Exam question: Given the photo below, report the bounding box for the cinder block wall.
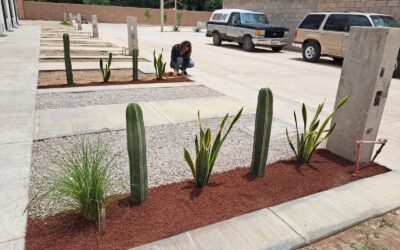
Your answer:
[22,1,211,26]
[224,0,400,45]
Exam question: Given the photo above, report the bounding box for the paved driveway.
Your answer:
[86,24,400,169]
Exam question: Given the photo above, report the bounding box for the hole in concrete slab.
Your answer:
[374,91,383,106]
[380,67,385,77]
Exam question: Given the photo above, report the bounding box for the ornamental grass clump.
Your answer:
[286,96,350,165]
[29,137,118,222]
[183,108,243,189]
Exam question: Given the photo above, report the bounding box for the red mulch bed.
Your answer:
[26,149,389,250]
[37,76,192,89]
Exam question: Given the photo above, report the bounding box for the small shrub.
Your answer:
[60,20,71,26]
[28,137,118,221]
[153,49,166,80]
[193,27,202,32]
[172,26,180,32]
[100,52,112,82]
[184,108,243,188]
[163,12,168,23]
[286,96,349,164]
[144,10,151,21]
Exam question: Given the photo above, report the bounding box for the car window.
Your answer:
[240,13,269,24]
[230,13,241,25]
[299,14,326,30]
[324,14,349,32]
[349,15,372,27]
[370,15,400,27]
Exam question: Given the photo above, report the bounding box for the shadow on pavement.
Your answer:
[206,43,276,53]
[290,57,343,69]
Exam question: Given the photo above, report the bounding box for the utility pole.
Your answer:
[160,0,164,32]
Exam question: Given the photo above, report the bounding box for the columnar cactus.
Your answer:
[126,103,148,204]
[250,88,273,177]
[63,33,73,85]
[132,49,139,81]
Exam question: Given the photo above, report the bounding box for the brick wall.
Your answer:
[224,0,400,45]
[22,1,211,26]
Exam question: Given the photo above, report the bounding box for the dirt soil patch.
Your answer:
[38,69,192,88]
[40,50,111,56]
[39,58,147,63]
[26,150,389,250]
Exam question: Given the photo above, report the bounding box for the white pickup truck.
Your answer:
[206,9,290,52]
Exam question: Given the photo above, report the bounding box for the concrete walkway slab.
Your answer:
[0,26,40,249]
[39,61,133,71]
[40,46,123,53]
[34,96,245,140]
[270,171,400,243]
[135,208,305,250]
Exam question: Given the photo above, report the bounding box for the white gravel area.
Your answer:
[29,115,295,218]
[36,85,222,110]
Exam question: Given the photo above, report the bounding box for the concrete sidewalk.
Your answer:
[38,61,154,73]
[34,96,248,140]
[134,171,400,250]
[0,26,40,249]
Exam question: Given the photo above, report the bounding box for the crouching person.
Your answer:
[170,41,194,76]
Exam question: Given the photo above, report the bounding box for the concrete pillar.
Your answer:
[327,27,400,163]
[92,14,98,38]
[12,0,18,25]
[0,0,7,36]
[127,16,138,55]
[2,0,13,31]
[7,0,17,28]
[64,12,67,22]
[68,12,73,21]
[160,0,164,32]
[77,13,82,30]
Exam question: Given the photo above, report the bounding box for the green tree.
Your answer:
[83,0,110,5]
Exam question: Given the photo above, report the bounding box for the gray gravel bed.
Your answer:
[36,85,222,110]
[29,115,295,218]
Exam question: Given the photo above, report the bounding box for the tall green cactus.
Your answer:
[250,88,273,177]
[63,33,73,85]
[132,49,139,81]
[100,52,112,82]
[126,103,148,204]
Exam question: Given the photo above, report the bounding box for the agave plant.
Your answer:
[172,26,181,32]
[286,96,350,165]
[183,108,243,189]
[153,50,166,80]
[193,27,202,32]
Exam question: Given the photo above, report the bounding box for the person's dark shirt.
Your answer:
[170,44,190,69]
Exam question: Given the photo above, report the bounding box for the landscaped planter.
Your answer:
[26,149,388,249]
[37,69,192,89]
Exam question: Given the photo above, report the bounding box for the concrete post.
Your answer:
[327,27,400,163]
[2,0,13,31]
[92,15,98,38]
[174,0,177,27]
[64,12,67,22]
[8,0,17,28]
[77,13,82,30]
[0,0,7,36]
[12,0,18,25]
[68,12,73,21]
[160,0,164,32]
[127,16,138,56]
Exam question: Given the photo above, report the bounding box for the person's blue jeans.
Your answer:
[176,57,194,70]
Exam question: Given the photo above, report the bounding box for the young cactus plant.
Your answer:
[183,108,243,189]
[126,103,148,204]
[132,49,139,81]
[250,88,273,177]
[63,33,73,85]
[153,49,166,80]
[100,52,112,82]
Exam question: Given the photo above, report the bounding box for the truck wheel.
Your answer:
[272,46,284,52]
[243,36,254,52]
[302,41,320,62]
[213,32,222,46]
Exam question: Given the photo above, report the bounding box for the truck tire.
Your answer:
[213,32,222,46]
[302,41,321,62]
[243,36,254,52]
[394,52,400,78]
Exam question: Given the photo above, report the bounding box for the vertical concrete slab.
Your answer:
[63,12,67,22]
[327,27,400,162]
[68,12,73,21]
[2,0,13,31]
[127,16,138,56]
[8,0,17,28]
[0,0,7,36]
[92,14,98,38]
[77,13,82,30]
